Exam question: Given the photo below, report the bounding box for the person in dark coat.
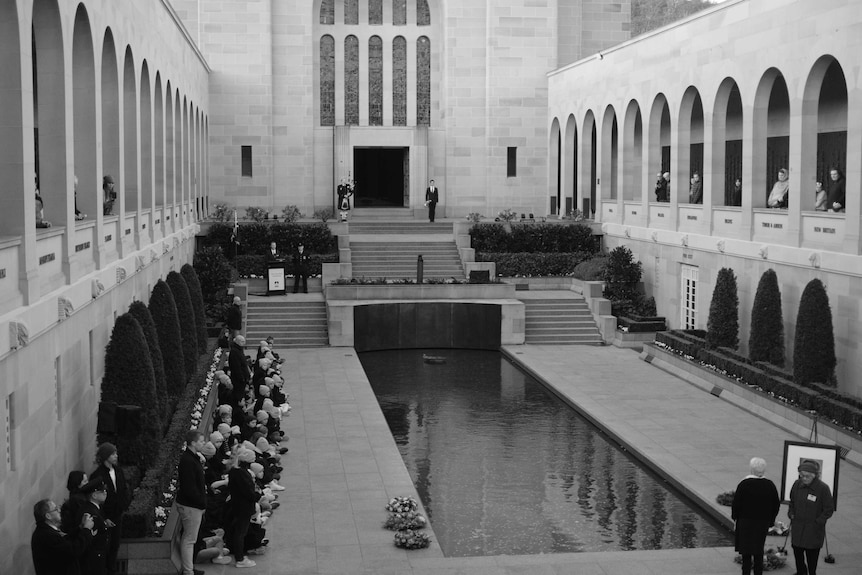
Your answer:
[226,449,260,568]
[425,179,439,222]
[226,296,243,339]
[292,244,309,294]
[788,459,834,575]
[89,443,128,575]
[228,335,250,413]
[176,430,207,575]
[826,167,845,212]
[732,457,780,575]
[654,172,668,202]
[75,480,110,575]
[60,471,89,534]
[31,498,94,575]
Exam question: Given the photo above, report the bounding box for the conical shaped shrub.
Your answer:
[128,301,169,422]
[149,279,186,396]
[748,269,785,366]
[793,278,837,386]
[100,314,161,470]
[706,267,739,349]
[181,263,209,353]
[166,271,198,381]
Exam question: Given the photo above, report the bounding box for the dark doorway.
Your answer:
[353,147,408,207]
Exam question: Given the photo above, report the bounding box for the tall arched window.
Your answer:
[345,35,359,124]
[320,0,334,24]
[369,0,382,25]
[417,0,430,26]
[320,35,335,126]
[344,0,358,25]
[369,36,383,125]
[417,36,430,126]
[393,0,407,25]
[393,36,407,126]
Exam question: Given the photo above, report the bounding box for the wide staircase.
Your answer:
[245,299,329,348]
[523,297,604,345]
[348,221,453,235]
[350,241,465,279]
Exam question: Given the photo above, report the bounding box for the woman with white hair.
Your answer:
[732,457,780,575]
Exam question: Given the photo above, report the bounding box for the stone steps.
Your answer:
[245,300,329,347]
[349,238,465,279]
[522,298,603,345]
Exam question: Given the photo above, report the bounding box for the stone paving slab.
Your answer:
[198,345,862,575]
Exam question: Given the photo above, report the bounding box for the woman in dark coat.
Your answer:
[788,460,834,575]
[225,449,260,567]
[732,457,780,575]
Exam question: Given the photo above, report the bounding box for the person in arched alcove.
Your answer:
[826,167,845,212]
[654,171,668,202]
[103,175,117,216]
[689,172,703,204]
[731,178,743,207]
[767,169,789,208]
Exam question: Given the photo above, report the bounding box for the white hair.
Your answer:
[749,457,767,477]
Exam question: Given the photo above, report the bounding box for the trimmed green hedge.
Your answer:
[617,315,666,333]
[475,252,593,277]
[149,280,186,396]
[128,301,169,424]
[205,221,337,258]
[235,253,339,278]
[166,272,198,381]
[469,223,598,253]
[181,264,209,354]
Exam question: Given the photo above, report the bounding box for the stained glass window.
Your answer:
[393,36,407,126]
[345,35,359,125]
[369,37,383,125]
[417,36,431,126]
[320,0,334,24]
[417,0,430,26]
[393,0,407,25]
[320,35,335,126]
[344,0,358,25]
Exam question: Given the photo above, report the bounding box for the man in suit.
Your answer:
[266,241,282,260]
[31,498,94,575]
[293,244,309,294]
[176,430,207,575]
[425,179,439,222]
[226,296,243,339]
[76,480,110,575]
[89,443,128,575]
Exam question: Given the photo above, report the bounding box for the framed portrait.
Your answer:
[780,441,841,509]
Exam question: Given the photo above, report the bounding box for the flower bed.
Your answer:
[655,330,862,434]
[476,252,594,277]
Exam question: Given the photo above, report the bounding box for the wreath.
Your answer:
[715,490,735,506]
[393,529,431,550]
[733,547,787,571]
[385,496,419,514]
[383,510,427,531]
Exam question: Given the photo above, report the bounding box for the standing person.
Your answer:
[228,335,250,414]
[826,167,845,212]
[788,460,834,575]
[732,457,780,575]
[89,442,129,575]
[425,179,439,222]
[662,172,671,201]
[102,175,116,215]
[689,172,703,204]
[266,241,281,260]
[226,449,259,568]
[31,498,94,575]
[654,172,668,202]
[176,430,207,575]
[730,178,743,207]
[292,244,309,294]
[226,296,243,339]
[337,178,353,222]
[767,168,789,208]
[75,480,109,575]
[813,181,827,211]
[60,471,89,533]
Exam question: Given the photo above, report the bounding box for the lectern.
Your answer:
[267,259,286,295]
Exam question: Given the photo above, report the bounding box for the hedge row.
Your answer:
[617,316,666,333]
[122,345,219,538]
[469,223,598,254]
[204,222,337,258]
[235,253,339,278]
[475,251,593,277]
[656,330,862,432]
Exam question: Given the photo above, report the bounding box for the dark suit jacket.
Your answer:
[228,466,258,518]
[89,465,128,523]
[228,342,250,395]
[177,448,207,510]
[293,251,310,276]
[226,304,243,331]
[31,522,93,575]
[425,187,439,204]
[75,501,108,575]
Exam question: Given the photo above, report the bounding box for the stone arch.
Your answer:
[712,77,743,206]
[101,27,120,212]
[154,73,164,210]
[600,104,618,200]
[165,80,174,207]
[123,46,137,213]
[648,93,671,199]
[174,90,182,216]
[183,96,189,218]
[32,0,67,223]
[140,60,153,216]
[563,114,578,216]
[752,68,789,208]
[550,117,561,215]
[623,99,643,201]
[802,55,848,205]
[72,3,97,220]
[678,86,704,204]
[581,110,597,214]
[0,0,24,234]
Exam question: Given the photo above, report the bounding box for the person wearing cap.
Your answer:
[292,243,309,294]
[89,443,128,575]
[226,296,243,339]
[732,457,780,575]
[102,175,116,215]
[176,430,207,575]
[788,459,834,575]
[31,497,94,575]
[75,479,109,575]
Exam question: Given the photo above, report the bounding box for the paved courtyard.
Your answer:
[199,343,862,574]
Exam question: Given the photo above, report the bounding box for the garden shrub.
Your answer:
[166,272,199,381]
[706,267,739,350]
[245,206,268,222]
[469,223,597,253]
[281,205,303,222]
[149,280,186,396]
[475,252,592,277]
[127,301,169,423]
[205,222,336,259]
[748,269,785,366]
[314,207,334,222]
[572,256,608,280]
[236,253,338,278]
[602,246,642,303]
[793,278,837,387]
[100,314,161,471]
[181,264,209,353]
[193,246,233,307]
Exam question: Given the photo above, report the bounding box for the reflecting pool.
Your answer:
[360,348,733,557]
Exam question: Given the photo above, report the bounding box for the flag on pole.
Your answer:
[230,209,240,245]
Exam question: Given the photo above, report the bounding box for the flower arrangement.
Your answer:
[383,511,427,531]
[734,547,787,571]
[385,496,418,514]
[466,212,483,223]
[767,521,789,536]
[497,208,518,223]
[715,490,735,506]
[393,529,431,550]
[281,205,304,223]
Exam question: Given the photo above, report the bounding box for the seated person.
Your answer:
[766,168,789,208]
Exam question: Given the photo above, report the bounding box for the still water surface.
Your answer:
[360,348,733,557]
